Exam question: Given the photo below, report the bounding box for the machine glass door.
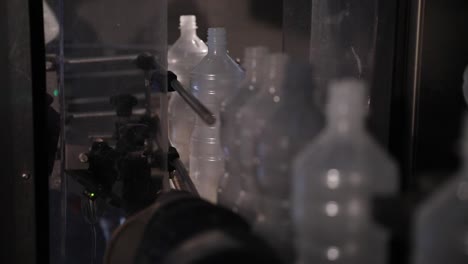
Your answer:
[44,0,168,263]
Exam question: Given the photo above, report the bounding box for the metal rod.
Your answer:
[68,93,146,105]
[70,108,146,118]
[172,159,199,197]
[64,54,138,65]
[56,0,67,261]
[159,92,171,191]
[408,0,425,183]
[154,135,198,196]
[65,70,141,79]
[170,171,185,191]
[171,80,216,126]
[144,72,152,115]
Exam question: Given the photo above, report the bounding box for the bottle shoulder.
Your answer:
[417,175,468,221]
[295,130,395,163]
[293,130,399,193]
[191,53,244,76]
[168,38,208,62]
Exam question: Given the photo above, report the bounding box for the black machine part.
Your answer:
[133,191,282,264]
[135,53,216,126]
[163,229,283,264]
[110,94,138,118]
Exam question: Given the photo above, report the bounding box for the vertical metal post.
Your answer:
[55,0,68,262]
[389,0,425,190]
[0,0,47,262]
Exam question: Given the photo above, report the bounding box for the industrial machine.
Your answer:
[1,0,467,264]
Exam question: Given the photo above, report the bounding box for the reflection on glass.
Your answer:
[218,46,269,212]
[46,0,167,263]
[168,15,208,166]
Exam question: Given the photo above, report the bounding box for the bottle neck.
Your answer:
[241,47,268,83]
[326,114,365,135]
[179,28,197,39]
[207,44,227,55]
[207,28,227,55]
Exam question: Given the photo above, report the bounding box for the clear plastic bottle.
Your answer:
[412,116,468,264]
[218,46,269,211]
[253,62,324,261]
[233,53,290,221]
[43,1,59,44]
[189,28,244,203]
[292,79,398,264]
[168,15,208,166]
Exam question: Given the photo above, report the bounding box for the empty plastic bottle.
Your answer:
[412,116,468,264]
[232,53,290,221]
[253,62,324,261]
[43,1,59,44]
[168,15,208,166]
[189,28,244,203]
[292,79,398,264]
[218,46,269,211]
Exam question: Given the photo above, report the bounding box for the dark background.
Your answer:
[413,0,468,188]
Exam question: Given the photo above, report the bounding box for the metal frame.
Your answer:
[389,0,468,192]
[0,0,48,263]
[388,0,425,191]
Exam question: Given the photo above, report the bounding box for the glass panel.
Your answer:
[284,0,399,145]
[45,0,167,263]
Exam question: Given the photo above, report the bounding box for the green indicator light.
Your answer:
[89,193,95,198]
[53,89,59,97]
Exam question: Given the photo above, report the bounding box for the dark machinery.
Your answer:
[59,53,281,264]
[65,53,202,217]
[106,191,282,264]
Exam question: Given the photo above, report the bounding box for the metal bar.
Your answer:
[68,93,146,105]
[170,171,185,191]
[144,72,152,115]
[402,0,425,189]
[408,0,425,169]
[154,134,198,196]
[171,80,216,126]
[172,159,199,197]
[65,70,142,79]
[70,108,146,118]
[64,55,139,65]
[1,0,40,262]
[57,0,68,260]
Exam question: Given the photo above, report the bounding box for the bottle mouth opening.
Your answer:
[208,28,227,46]
[325,79,367,114]
[180,15,197,29]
